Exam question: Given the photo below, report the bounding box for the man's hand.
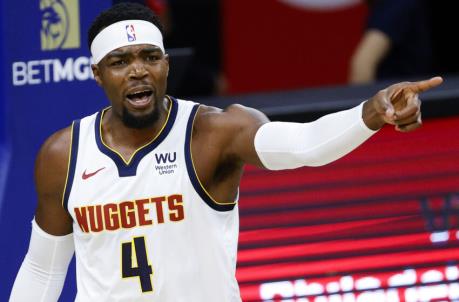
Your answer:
[363,76,443,131]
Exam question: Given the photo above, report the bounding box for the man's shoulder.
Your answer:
[37,108,100,162]
[189,103,268,152]
[38,126,73,161]
[194,103,254,124]
[194,103,266,131]
[191,104,226,134]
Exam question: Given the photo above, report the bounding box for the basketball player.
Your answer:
[9,3,443,301]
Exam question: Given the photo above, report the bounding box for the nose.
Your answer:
[128,63,147,79]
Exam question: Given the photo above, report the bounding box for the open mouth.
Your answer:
[126,90,153,108]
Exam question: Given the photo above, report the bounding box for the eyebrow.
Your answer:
[106,46,162,58]
[140,46,162,53]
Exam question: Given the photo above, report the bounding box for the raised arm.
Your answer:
[224,77,443,170]
[10,127,75,302]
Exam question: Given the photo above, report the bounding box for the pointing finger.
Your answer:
[410,76,443,93]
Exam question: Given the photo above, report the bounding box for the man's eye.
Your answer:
[147,55,159,62]
[111,60,126,66]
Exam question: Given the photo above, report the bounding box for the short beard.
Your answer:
[122,107,160,129]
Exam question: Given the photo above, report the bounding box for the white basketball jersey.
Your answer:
[63,98,241,302]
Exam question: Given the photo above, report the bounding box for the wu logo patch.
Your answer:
[126,25,136,42]
[40,0,81,51]
[154,152,177,175]
[155,152,176,164]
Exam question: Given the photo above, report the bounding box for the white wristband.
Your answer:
[254,102,377,170]
[9,219,74,302]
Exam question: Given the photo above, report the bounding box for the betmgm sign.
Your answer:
[12,0,94,86]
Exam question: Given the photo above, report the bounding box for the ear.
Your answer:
[91,64,103,86]
[164,53,169,77]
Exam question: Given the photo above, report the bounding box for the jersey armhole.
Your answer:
[62,120,81,212]
[184,104,237,212]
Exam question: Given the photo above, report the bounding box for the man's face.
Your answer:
[92,44,169,128]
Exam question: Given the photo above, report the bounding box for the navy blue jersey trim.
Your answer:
[95,97,178,177]
[63,120,80,212]
[184,105,236,212]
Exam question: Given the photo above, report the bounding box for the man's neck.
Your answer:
[100,98,170,161]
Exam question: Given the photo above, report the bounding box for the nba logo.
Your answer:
[126,25,136,42]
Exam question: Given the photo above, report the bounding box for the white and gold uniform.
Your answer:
[64,97,240,302]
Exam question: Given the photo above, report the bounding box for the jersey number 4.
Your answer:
[122,236,153,292]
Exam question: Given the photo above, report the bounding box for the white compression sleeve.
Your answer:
[9,219,74,302]
[254,102,377,170]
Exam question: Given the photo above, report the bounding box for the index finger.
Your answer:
[410,76,443,93]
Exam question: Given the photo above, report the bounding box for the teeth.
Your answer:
[131,91,147,96]
[127,90,152,99]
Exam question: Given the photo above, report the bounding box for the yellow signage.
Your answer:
[40,0,80,50]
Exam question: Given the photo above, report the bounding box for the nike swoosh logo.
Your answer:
[82,167,106,180]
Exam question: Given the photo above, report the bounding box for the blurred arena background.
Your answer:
[1,0,459,301]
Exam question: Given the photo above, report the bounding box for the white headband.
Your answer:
[90,20,165,64]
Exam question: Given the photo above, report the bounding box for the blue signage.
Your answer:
[0,1,111,300]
